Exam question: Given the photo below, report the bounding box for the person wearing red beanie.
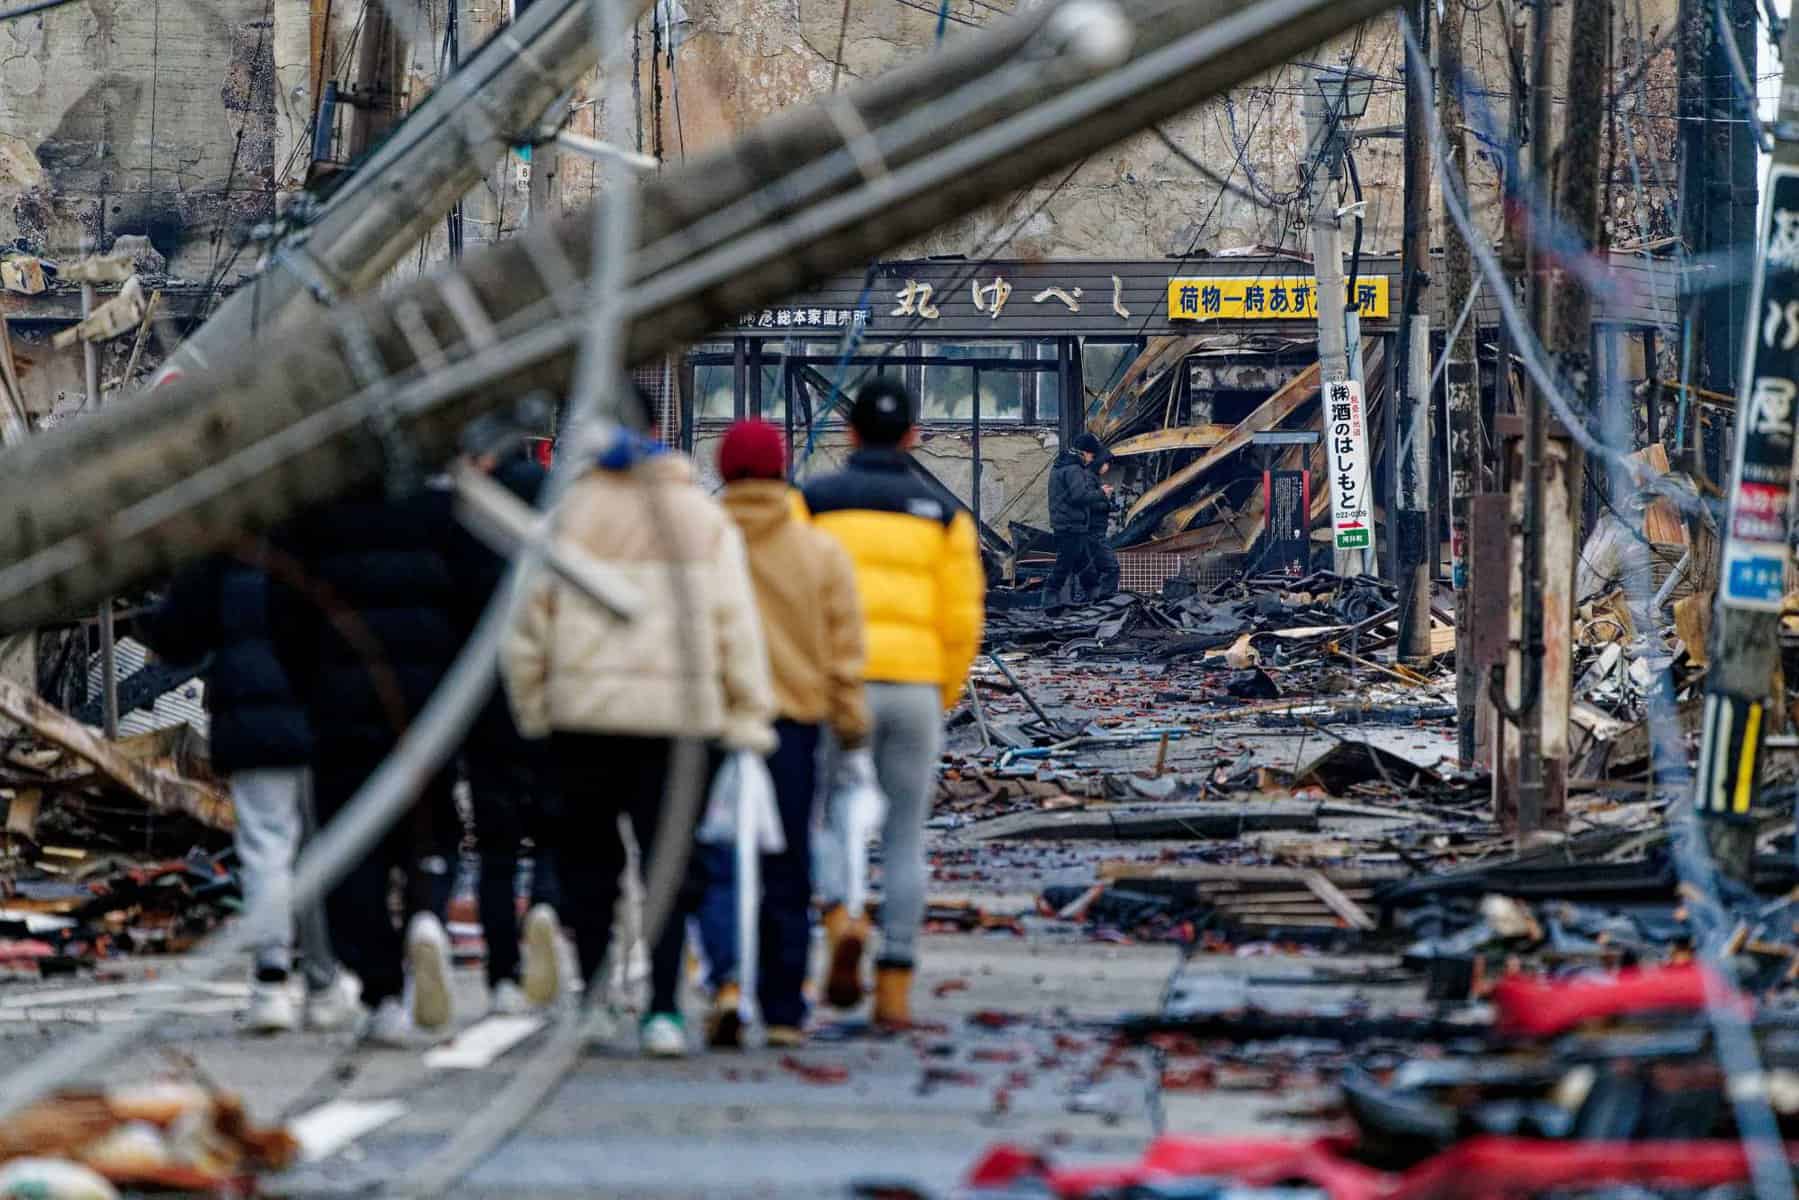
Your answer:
[717,419,788,483]
[698,421,869,1048]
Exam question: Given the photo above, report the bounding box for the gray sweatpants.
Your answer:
[232,767,337,991]
[817,682,943,967]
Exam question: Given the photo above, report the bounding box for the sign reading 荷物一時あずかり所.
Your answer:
[1167,276,1390,322]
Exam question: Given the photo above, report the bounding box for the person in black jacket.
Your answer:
[451,412,563,1015]
[1044,432,1114,604]
[267,480,466,1046]
[140,553,360,1035]
[1084,449,1121,599]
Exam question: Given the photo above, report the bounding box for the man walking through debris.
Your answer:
[500,386,777,1058]
[141,552,360,1035]
[450,409,564,1016]
[1046,432,1119,604]
[803,379,984,1029]
[267,478,465,1046]
[701,418,870,1049]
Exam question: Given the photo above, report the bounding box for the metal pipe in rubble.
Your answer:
[0,0,1396,633]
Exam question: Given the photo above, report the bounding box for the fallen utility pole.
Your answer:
[1693,4,1799,884]
[159,0,624,380]
[1397,0,1433,670]
[0,0,1395,634]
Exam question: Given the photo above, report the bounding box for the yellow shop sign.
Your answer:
[1167,276,1390,321]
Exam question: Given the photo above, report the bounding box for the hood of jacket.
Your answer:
[721,479,795,542]
[1053,448,1085,470]
[587,447,694,488]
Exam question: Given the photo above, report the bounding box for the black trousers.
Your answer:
[551,733,721,1016]
[468,768,562,987]
[1046,530,1093,596]
[1085,534,1120,597]
[312,759,458,1006]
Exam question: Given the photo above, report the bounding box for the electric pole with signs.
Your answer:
[1693,16,1799,885]
[1303,70,1378,577]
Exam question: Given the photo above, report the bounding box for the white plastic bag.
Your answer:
[697,750,785,853]
[834,748,887,917]
[698,750,784,1040]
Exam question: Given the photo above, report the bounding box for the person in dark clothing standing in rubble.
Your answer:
[1085,446,1121,598]
[267,477,465,1047]
[451,410,564,1017]
[141,552,361,1036]
[1045,432,1118,604]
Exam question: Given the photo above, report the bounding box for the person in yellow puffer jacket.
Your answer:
[802,378,985,1029]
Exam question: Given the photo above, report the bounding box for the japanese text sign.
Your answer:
[1322,378,1374,552]
[1721,164,1799,612]
[1167,276,1390,322]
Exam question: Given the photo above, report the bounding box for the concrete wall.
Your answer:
[0,0,280,276]
[0,0,1681,286]
[558,0,1681,260]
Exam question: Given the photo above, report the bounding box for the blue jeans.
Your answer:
[695,720,822,1027]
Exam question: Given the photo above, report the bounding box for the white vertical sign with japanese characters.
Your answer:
[1323,378,1374,552]
[1720,164,1799,612]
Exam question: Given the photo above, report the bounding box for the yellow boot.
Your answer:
[872,963,913,1031]
[821,904,867,1009]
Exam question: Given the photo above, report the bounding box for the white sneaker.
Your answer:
[244,982,297,1034]
[406,912,453,1031]
[304,971,362,1032]
[640,1013,688,1059]
[579,1003,621,1053]
[521,904,562,1008]
[490,979,531,1016]
[361,996,418,1048]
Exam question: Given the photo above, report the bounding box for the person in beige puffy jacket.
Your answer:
[500,392,777,1057]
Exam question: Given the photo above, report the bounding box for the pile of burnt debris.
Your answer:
[0,1081,297,1195]
[0,847,240,977]
[958,885,1799,1197]
[968,952,1799,1195]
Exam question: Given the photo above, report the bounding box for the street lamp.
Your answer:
[1313,67,1378,123]
[1306,68,1378,182]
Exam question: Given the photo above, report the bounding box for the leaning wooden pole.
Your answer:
[161,0,620,380]
[0,0,1396,635]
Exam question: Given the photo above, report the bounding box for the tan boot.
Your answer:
[821,904,868,1009]
[706,982,744,1049]
[872,963,913,1031]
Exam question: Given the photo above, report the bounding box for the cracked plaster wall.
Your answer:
[0,0,280,276]
[594,0,1679,262]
